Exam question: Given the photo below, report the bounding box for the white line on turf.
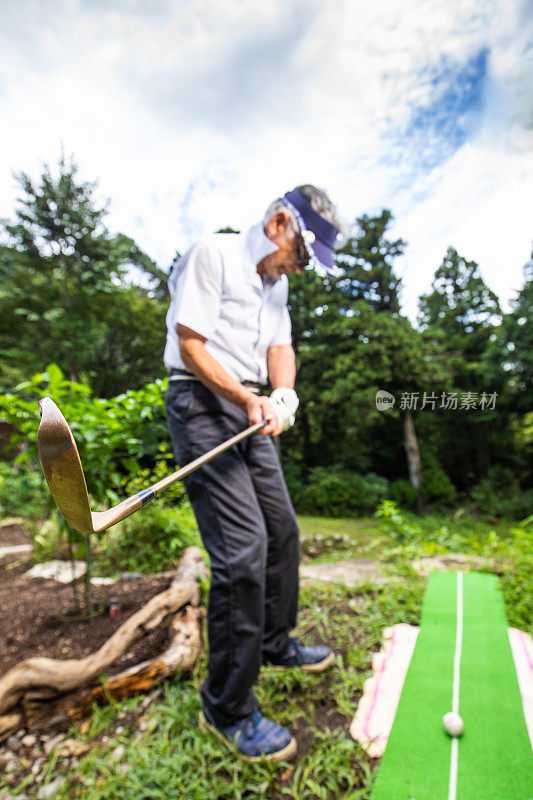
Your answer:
[448,572,464,800]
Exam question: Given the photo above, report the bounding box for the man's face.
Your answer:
[258,211,309,280]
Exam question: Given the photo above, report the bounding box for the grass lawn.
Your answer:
[3,508,531,799]
[298,516,380,562]
[298,516,378,542]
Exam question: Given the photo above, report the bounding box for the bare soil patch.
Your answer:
[0,526,172,679]
[0,527,376,798]
[0,522,32,547]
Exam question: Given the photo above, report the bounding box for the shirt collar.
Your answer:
[245,223,279,269]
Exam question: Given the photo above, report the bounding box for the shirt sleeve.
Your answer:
[268,276,292,347]
[168,241,223,340]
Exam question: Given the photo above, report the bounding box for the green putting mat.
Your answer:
[371,571,533,800]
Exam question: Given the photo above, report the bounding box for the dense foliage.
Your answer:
[0,156,168,395]
[0,157,531,520]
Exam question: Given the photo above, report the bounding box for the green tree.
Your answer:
[336,209,404,313]
[0,155,168,394]
[482,258,533,485]
[417,247,505,488]
[488,258,532,414]
[285,226,451,508]
[286,210,407,473]
[418,247,501,367]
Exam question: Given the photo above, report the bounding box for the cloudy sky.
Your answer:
[0,0,531,319]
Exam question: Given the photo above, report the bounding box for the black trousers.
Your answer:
[165,380,300,726]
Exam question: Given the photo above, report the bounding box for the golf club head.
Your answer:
[37,397,95,534]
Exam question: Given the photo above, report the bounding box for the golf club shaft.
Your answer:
[90,419,267,532]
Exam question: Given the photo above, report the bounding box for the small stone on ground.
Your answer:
[0,518,27,529]
[55,739,90,758]
[24,560,87,584]
[300,559,385,587]
[37,776,66,799]
[43,734,65,755]
[413,554,488,575]
[0,544,33,559]
[301,553,491,587]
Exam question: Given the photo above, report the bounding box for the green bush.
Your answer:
[390,478,418,510]
[298,468,389,517]
[421,450,457,506]
[0,364,179,607]
[496,490,533,519]
[499,515,533,630]
[388,455,457,512]
[0,460,48,518]
[94,502,201,575]
[0,363,169,508]
[375,499,420,543]
[281,461,306,510]
[117,442,184,508]
[290,455,456,518]
[471,466,533,519]
[32,515,65,562]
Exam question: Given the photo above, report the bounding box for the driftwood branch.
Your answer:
[0,547,207,729]
[23,604,205,730]
[0,712,22,740]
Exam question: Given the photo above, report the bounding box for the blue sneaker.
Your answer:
[199,707,297,762]
[267,637,335,673]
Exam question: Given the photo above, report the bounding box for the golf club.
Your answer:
[37,396,266,535]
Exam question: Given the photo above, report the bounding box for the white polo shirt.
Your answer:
[163,224,292,384]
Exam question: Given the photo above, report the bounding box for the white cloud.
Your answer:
[390,141,533,318]
[0,0,531,321]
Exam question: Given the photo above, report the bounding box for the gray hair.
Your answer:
[263,184,346,237]
[263,199,298,238]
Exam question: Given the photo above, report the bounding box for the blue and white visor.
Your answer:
[282,189,340,276]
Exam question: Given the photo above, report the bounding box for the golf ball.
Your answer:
[443,711,464,737]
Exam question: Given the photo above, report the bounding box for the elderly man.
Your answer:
[164,185,343,761]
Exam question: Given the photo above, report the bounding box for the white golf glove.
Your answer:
[269,388,299,431]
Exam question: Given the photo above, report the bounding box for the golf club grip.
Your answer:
[137,418,267,503]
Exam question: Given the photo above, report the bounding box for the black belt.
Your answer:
[169,368,198,380]
[168,369,263,393]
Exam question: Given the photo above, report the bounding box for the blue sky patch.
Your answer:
[403,48,490,172]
